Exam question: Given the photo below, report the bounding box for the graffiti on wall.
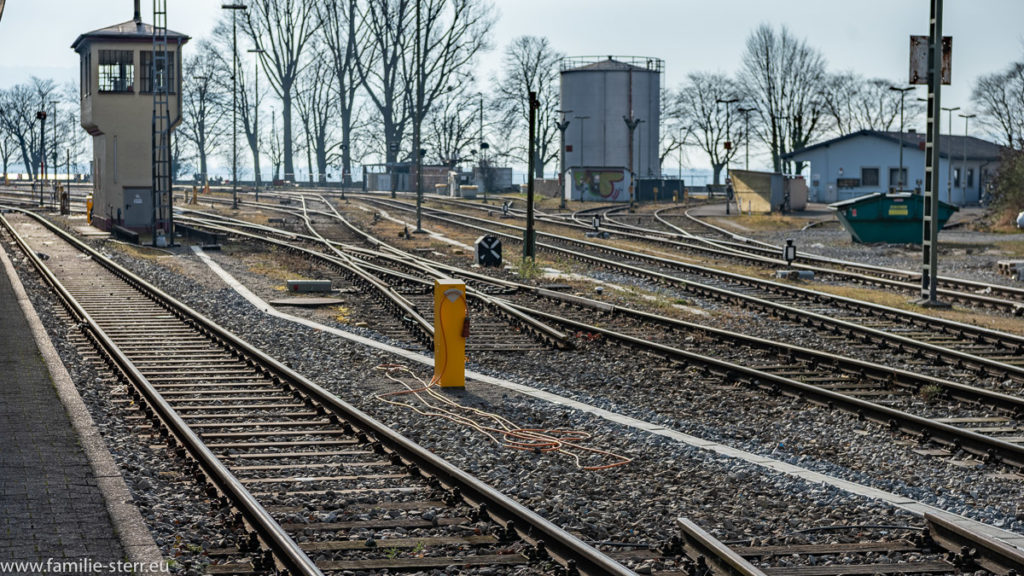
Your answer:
[570,169,629,202]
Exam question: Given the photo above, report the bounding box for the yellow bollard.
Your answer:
[85,194,94,224]
[433,278,467,388]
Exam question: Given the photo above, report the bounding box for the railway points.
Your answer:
[3,191,1024,576]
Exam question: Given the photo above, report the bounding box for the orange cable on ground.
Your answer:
[373,364,632,471]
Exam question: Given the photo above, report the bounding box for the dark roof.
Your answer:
[71,19,189,52]
[783,129,1005,162]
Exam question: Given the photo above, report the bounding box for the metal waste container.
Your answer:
[829,193,958,244]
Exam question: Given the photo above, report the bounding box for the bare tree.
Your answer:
[0,106,15,180]
[659,86,689,174]
[178,45,229,185]
[294,53,340,184]
[316,0,364,185]
[972,61,1024,149]
[0,79,56,180]
[492,35,562,178]
[424,87,477,167]
[268,106,284,180]
[353,0,411,164]
[240,0,322,182]
[819,74,922,136]
[356,0,494,165]
[210,20,269,190]
[740,24,827,174]
[673,72,744,185]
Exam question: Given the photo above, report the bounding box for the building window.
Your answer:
[98,50,134,93]
[888,167,908,189]
[966,168,974,188]
[140,51,176,94]
[861,167,879,187]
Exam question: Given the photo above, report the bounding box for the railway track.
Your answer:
[0,209,632,576]
[171,200,1024,469]
[414,195,1024,315]
[359,197,1024,386]
[671,513,1024,576]
[6,202,1024,575]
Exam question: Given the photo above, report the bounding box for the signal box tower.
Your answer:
[71,0,189,233]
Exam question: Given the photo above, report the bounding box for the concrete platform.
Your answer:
[0,243,162,573]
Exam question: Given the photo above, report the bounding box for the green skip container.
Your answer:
[829,192,959,244]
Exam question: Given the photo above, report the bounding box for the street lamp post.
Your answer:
[555,109,571,209]
[51,100,57,204]
[889,86,914,190]
[716,97,738,185]
[736,106,755,170]
[222,3,247,210]
[941,105,959,204]
[35,110,46,206]
[958,112,975,202]
[248,47,265,201]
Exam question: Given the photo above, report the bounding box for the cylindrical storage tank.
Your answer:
[560,56,662,179]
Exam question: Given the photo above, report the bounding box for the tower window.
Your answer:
[140,51,176,94]
[98,50,135,93]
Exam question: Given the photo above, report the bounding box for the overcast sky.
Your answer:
[2,0,1022,174]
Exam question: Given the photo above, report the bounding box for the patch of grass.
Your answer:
[333,305,351,324]
[919,384,944,402]
[516,256,544,279]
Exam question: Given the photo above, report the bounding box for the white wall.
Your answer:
[795,135,985,206]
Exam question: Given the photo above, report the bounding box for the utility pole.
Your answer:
[36,110,46,206]
[958,112,975,201]
[889,86,914,189]
[413,0,424,233]
[941,105,959,203]
[555,109,571,210]
[524,91,539,260]
[248,47,265,201]
[222,3,247,210]
[919,0,946,307]
[716,97,738,185]
[623,114,642,212]
[736,106,754,171]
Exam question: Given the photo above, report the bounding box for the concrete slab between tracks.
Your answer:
[192,246,1024,554]
[0,243,164,571]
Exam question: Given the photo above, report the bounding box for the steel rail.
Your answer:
[503,299,1024,468]
[672,206,1024,305]
[487,200,1023,314]
[362,197,1024,379]
[183,207,1024,417]
[517,287,1024,416]
[176,213,570,349]
[410,197,1023,313]
[1,212,324,576]
[183,196,572,347]
[676,518,767,576]
[924,513,1024,574]
[5,209,633,576]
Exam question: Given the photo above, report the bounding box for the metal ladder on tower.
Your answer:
[151,0,172,246]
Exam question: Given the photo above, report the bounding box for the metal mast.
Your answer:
[151,0,172,246]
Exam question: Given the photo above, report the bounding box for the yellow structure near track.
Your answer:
[433,279,467,388]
